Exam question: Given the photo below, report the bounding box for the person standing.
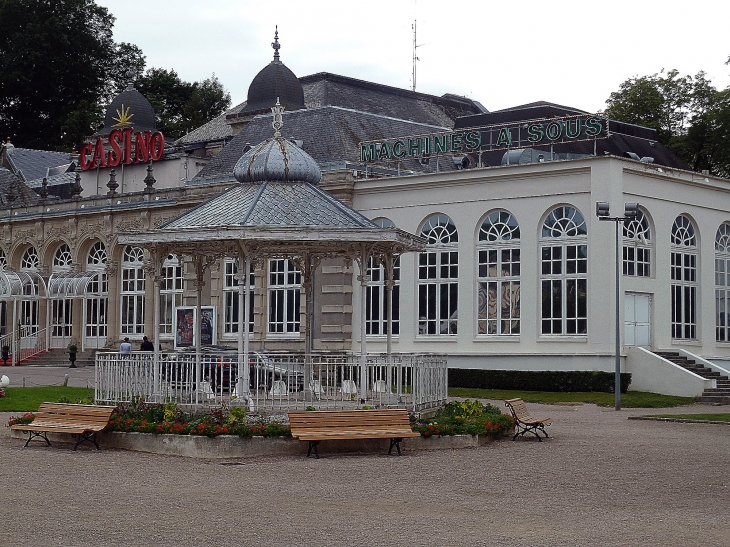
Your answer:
[140,336,154,352]
[120,337,132,357]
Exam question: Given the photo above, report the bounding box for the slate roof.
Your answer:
[0,167,41,207]
[162,180,377,229]
[175,72,485,147]
[192,106,454,183]
[3,147,71,182]
[175,101,247,146]
[25,171,76,189]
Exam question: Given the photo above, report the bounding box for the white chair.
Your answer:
[372,379,389,393]
[270,380,287,397]
[341,379,357,396]
[310,380,325,400]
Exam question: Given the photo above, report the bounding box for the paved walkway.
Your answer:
[1,367,729,546]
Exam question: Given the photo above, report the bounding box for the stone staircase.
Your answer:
[18,348,97,368]
[654,351,730,405]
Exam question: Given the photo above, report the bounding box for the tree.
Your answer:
[0,0,124,150]
[136,69,231,139]
[604,69,730,177]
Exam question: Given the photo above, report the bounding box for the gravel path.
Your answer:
[1,367,729,546]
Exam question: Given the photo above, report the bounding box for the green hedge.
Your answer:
[448,369,632,393]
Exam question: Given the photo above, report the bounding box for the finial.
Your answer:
[72,171,83,200]
[126,69,136,90]
[40,177,49,200]
[271,97,284,137]
[144,161,156,193]
[106,169,118,197]
[271,26,280,62]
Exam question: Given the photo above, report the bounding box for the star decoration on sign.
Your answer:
[112,104,134,127]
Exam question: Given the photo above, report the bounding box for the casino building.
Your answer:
[1,32,730,398]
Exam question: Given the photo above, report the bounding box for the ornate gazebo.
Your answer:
[98,101,445,411]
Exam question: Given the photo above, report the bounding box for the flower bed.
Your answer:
[411,400,514,438]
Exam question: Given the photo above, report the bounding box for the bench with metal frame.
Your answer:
[11,402,115,450]
[288,409,420,458]
[504,398,552,441]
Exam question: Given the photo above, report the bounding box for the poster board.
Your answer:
[175,306,217,349]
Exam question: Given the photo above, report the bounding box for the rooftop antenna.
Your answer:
[412,20,423,91]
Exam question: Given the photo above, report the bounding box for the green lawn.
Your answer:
[0,387,94,412]
[448,388,695,408]
[645,413,730,422]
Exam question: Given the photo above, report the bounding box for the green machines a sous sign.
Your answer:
[360,115,606,162]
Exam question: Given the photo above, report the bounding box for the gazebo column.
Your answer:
[194,260,204,405]
[356,248,371,402]
[235,251,252,404]
[152,273,162,397]
[384,252,396,396]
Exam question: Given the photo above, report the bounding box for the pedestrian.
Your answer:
[120,337,132,357]
[140,336,154,352]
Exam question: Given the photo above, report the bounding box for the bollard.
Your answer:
[23,377,26,388]
[63,374,69,387]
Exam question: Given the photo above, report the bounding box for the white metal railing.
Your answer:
[0,326,48,365]
[94,351,448,412]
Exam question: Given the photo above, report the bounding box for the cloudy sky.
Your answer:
[96,0,730,114]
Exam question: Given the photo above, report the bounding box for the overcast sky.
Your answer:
[96,0,730,114]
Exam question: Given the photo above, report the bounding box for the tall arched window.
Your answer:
[715,223,730,341]
[540,206,587,335]
[19,246,40,333]
[623,209,651,277]
[477,210,520,335]
[160,254,183,336]
[85,241,108,346]
[366,218,400,337]
[418,214,458,335]
[121,245,145,336]
[0,248,5,334]
[671,215,698,339]
[51,244,73,344]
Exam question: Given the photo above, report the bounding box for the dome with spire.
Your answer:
[241,28,305,114]
[99,72,157,135]
[234,99,320,184]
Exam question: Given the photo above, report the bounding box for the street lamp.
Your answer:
[596,201,639,410]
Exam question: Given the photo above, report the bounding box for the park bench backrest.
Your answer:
[32,402,115,430]
[289,409,412,433]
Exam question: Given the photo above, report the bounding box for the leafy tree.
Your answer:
[136,69,231,139]
[0,0,122,150]
[604,69,730,177]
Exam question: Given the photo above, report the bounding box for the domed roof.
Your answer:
[241,29,305,114]
[234,137,321,184]
[100,79,157,135]
[234,99,320,184]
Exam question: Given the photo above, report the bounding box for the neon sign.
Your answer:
[79,128,165,170]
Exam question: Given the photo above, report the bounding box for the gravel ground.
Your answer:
[1,367,729,547]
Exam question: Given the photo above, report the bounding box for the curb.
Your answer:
[628,416,730,425]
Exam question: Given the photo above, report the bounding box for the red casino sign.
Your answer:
[79,128,165,170]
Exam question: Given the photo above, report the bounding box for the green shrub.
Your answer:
[411,399,514,438]
[448,369,631,393]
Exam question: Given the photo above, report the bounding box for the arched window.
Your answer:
[540,206,587,335]
[85,241,108,344]
[623,209,651,277]
[53,243,73,272]
[121,245,145,336]
[477,210,520,335]
[20,246,39,271]
[223,258,255,335]
[366,218,400,337]
[715,223,730,341]
[160,254,183,336]
[418,214,458,335]
[671,215,697,339]
[0,248,6,271]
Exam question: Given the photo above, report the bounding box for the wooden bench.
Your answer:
[504,398,552,442]
[288,409,420,458]
[11,402,115,451]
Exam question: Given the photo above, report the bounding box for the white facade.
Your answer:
[351,155,730,372]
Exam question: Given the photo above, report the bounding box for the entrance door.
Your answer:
[50,299,73,348]
[624,293,651,349]
[84,297,108,348]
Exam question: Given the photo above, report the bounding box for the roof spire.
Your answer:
[271,26,280,62]
[126,69,136,90]
[272,97,284,137]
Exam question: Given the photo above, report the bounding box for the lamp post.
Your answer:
[596,201,639,410]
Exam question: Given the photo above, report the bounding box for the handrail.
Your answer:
[18,326,48,364]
